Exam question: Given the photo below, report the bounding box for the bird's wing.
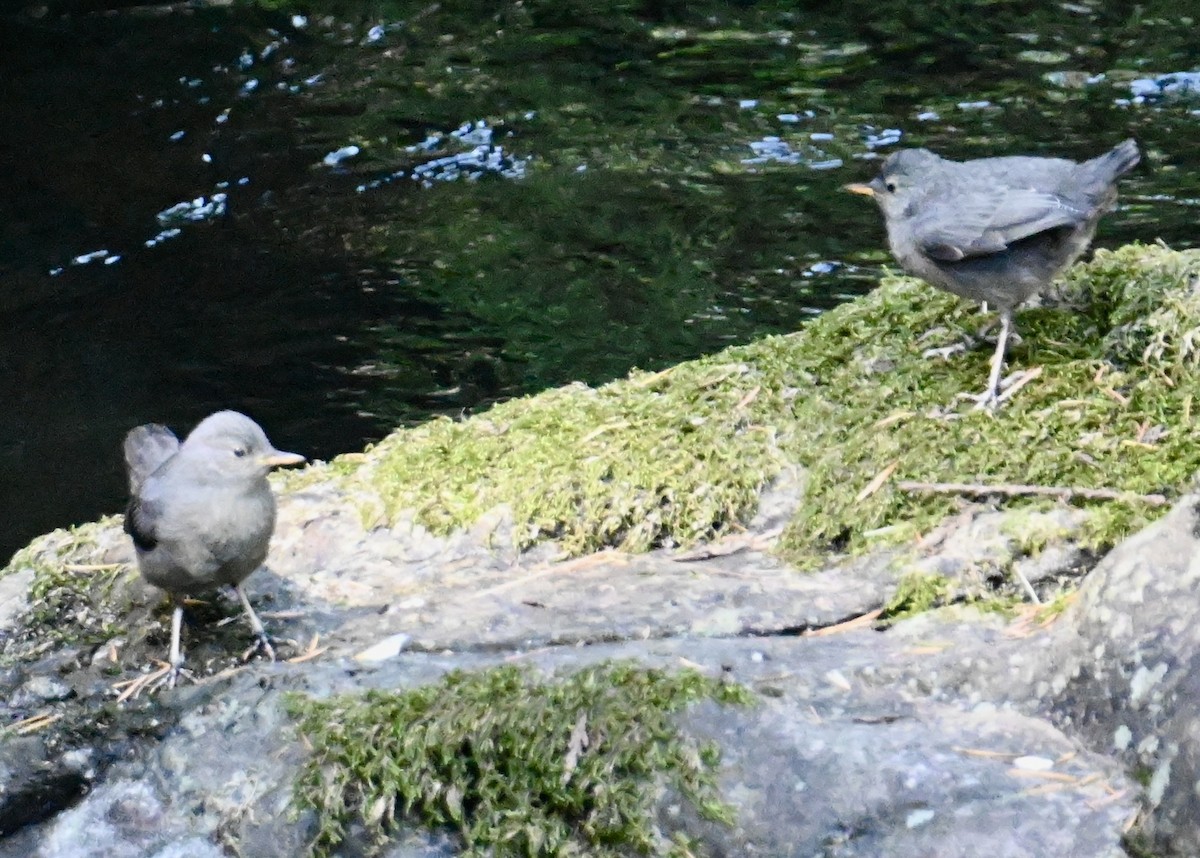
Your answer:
[913,187,1086,261]
[123,495,161,552]
[123,424,180,492]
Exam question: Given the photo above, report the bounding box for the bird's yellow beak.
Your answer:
[262,450,306,468]
[843,182,876,197]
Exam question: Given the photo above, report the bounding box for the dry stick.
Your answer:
[896,481,1168,506]
[1011,565,1042,606]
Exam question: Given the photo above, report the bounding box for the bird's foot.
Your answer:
[922,342,969,361]
[113,659,195,702]
[954,367,1043,412]
[917,325,980,361]
[241,632,297,664]
[242,633,276,663]
[964,388,1001,412]
[972,319,1023,347]
[974,316,1000,340]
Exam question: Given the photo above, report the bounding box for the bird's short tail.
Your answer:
[124,424,180,492]
[1088,138,1140,181]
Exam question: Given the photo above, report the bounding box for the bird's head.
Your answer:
[183,411,305,482]
[843,148,941,219]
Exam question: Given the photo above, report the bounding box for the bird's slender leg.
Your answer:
[975,309,1013,411]
[151,596,197,690]
[235,583,276,662]
[114,597,193,699]
[167,598,185,678]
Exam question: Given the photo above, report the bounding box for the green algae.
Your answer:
[338,244,1200,568]
[287,662,753,858]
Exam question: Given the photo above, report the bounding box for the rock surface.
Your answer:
[7,463,1191,857]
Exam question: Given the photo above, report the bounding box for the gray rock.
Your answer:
[9,675,73,709]
[1028,493,1200,856]
[0,736,92,839]
[0,470,1169,857]
[0,568,33,634]
[675,699,1129,858]
[0,628,1137,858]
[28,779,225,858]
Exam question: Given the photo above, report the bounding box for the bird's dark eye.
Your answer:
[233,447,247,458]
[885,181,897,193]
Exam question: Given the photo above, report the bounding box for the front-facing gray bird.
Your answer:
[123,410,304,687]
[845,139,1139,408]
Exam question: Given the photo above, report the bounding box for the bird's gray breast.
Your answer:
[134,479,277,594]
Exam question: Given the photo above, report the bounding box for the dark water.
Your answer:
[2,0,1198,562]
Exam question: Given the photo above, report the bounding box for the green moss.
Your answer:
[2,517,135,649]
[13,245,1191,627]
[998,506,1075,557]
[340,244,1200,567]
[968,596,1022,619]
[1033,591,1077,625]
[357,359,793,555]
[1119,831,1164,858]
[775,244,1199,566]
[879,572,951,620]
[287,662,753,857]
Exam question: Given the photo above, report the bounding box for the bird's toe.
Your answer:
[113,659,195,702]
[922,342,968,361]
[242,633,278,663]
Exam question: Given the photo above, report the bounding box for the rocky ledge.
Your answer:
[4,244,1200,857]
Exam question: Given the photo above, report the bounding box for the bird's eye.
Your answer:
[885,181,897,193]
[233,447,247,458]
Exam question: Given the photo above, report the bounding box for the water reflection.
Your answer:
[1,0,1199,562]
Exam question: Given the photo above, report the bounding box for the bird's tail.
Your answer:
[1087,138,1140,182]
[124,424,180,492]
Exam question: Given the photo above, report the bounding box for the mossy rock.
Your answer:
[1,517,142,654]
[287,661,753,857]
[6,244,1199,641]
[328,243,1200,568]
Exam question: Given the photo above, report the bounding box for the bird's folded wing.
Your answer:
[124,496,161,552]
[914,188,1086,261]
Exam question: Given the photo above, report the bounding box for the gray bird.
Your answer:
[845,139,1140,408]
[123,410,304,685]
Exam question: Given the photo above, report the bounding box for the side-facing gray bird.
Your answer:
[123,410,304,686]
[845,139,1139,408]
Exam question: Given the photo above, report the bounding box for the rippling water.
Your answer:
[2,0,1198,561]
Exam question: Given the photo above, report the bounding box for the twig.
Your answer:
[734,386,761,410]
[897,481,1167,506]
[286,634,328,664]
[4,711,61,735]
[561,712,590,787]
[1011,565,1042,605]
[802,609,883,637]
[580,422,631,444]
[855,460,899,502]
